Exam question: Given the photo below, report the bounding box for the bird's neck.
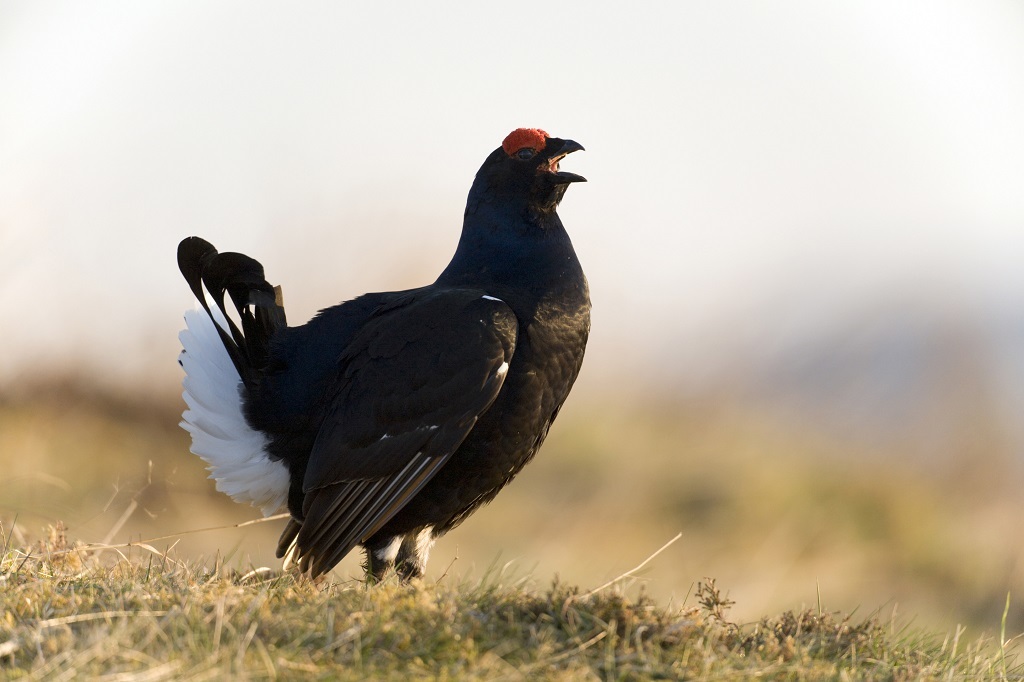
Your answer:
[435,205,583,304]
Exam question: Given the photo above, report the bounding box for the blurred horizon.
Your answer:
[3,3,1023,411]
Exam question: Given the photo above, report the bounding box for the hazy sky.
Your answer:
[2,1,1023,391]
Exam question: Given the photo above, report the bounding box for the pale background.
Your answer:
[2,0,1024,629]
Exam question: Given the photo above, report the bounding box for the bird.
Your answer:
[176,127,590,581]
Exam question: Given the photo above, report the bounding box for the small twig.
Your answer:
[100,499,138,548]
[16,549,33,573]
[435,547,459,585]
[582,533,681,600]
[561,532,682,618]
[35,610,165,626]
[45,513,290,558]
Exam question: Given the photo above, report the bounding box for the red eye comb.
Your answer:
[502,128,549,156]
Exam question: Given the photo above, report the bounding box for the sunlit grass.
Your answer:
[1,527,1018,679]
[1,381,1023,640]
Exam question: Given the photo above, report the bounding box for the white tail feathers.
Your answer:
[179,307,289,516]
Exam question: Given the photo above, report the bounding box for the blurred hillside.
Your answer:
[2,367,1021,638]
[722,296,1024,464]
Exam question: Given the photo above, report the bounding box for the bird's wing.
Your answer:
[291,289,518,576]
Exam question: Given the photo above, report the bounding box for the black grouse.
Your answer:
[177,127,590,581]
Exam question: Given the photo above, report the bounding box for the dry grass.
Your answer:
[1,381,1023,645]
[1,525,1019,680]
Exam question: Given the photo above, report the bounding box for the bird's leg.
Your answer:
[394,527,435,582]
[363,536,401,583]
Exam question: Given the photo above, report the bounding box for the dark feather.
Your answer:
[286,289,517,575]
[177,237,286,387]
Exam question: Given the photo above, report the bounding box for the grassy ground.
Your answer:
[2,381,1024,676]
[1,525,1018,680]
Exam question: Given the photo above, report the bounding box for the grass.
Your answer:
[0,523,1020,680]
[3,382,1024,677]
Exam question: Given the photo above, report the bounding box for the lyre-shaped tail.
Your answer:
[177,237,290,516]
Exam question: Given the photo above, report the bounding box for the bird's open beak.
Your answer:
[546,139,586,184]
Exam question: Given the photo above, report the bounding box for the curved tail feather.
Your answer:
[177,237,290,516]
[177,236,286,387]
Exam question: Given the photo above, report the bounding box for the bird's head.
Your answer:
[470,128,586,215]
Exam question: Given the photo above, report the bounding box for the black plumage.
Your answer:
[177,128,590,580]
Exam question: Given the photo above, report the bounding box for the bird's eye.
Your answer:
[516,148,535,160]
